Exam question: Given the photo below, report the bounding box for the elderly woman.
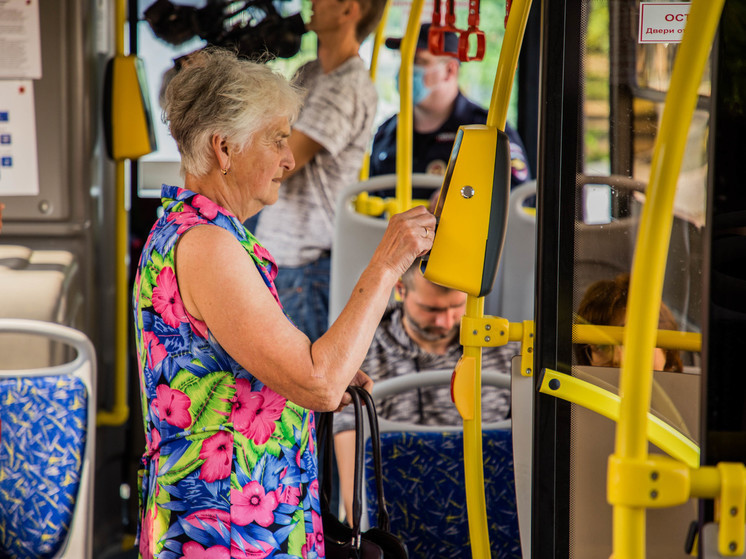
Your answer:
[133,49,435,559]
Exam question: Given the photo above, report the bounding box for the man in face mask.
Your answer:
[332,258,517,521]
[369,23,530,184]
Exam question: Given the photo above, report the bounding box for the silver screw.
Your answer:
[460,185,475,199]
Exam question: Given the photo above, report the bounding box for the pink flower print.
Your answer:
[139,508,155,559]
[302,511,325,558]
[181,542,230,559]
[230,383,286,445]
[252,243,277,269]
[231,480,279,527]
[153,385,192,428]
[193,195,220,219]
[168,207,203,236]
[309,479,319,503]
[279,484,301,506]
[183,509,230,535]
[190,316,208,339]
[146,428,161,457]
[143,330,167,369]
[230,537,274,559]
[198,430,233,483]
[151,267,188,328]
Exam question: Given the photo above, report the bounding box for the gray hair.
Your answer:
[162,48,304,177]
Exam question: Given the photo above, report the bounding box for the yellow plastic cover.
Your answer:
[423,125,510,296]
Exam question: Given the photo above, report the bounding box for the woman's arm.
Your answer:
[177,206,434,411]
[281,130,322,180]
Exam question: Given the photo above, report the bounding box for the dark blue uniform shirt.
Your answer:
[369,92,531,188]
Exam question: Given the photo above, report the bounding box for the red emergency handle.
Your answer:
[428,0,486,62]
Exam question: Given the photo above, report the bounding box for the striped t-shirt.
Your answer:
[256,56,378,267]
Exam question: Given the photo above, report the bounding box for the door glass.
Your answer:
[568,1,708,557]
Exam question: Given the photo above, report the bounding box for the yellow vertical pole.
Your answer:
[460,0,532,556]
[395,0,425,213]
[611,0,724,556]
[98,0,130,426]
[359,0,392,182]
[462,295,490,557]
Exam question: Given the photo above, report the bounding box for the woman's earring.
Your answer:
[221,168,227,175]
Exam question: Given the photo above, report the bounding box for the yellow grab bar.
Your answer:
[573,324,701,353]
[485,0,532,130]
[99,0,130,427]
[456,0,533,556]
[540,368,699,468]
[611,0,724,556]
[359,0,392,182]
[394,0,425,214]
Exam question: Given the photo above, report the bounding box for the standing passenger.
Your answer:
[254,0,386,341]
[370,23,530,186]
[133,48,435,559]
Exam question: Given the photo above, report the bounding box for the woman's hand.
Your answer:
[370,205,436,279]
[333,370,373,412]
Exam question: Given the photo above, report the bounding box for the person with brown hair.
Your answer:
[574,274,683,372]
[253,0,388,342]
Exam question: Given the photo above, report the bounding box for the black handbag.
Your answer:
[318,386,408,559]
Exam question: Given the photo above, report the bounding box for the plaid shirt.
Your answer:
[334,304,517,433]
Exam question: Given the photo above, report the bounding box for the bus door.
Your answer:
[532,1,725,557]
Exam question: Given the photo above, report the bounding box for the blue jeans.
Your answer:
[274,255,331,342]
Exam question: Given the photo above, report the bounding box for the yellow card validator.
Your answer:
[422,124,511,297]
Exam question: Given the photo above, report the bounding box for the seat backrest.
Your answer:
[328,174,443,324]
[485,180,537,322]
[0,245,82,369]
[0,319,96,559]
[365,370,520,558]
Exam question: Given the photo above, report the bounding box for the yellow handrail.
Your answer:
[459,0,533,556]
[540,369,699,468]
[573,324,701,353]
[611,0,724,556]
[98,0,130,427]
[394,0,425,214]
[359,0,392,182]
[485,0,531,130]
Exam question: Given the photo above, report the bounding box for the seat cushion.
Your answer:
[0,375,88,559]
[365,429,521,559]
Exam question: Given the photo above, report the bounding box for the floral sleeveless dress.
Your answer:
[132,186,324,559]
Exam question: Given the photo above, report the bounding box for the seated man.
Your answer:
[333,259,518,520]
[370,23,531,187]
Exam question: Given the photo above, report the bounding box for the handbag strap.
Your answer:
[347,386,365,545]
[318,410,335,515]
[318,387,392,543]
[351,386,392,532]
[317,389,366,548]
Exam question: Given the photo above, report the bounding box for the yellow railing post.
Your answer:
[609,0,725,556]
[458,0,533,556]
[394,0,425,213]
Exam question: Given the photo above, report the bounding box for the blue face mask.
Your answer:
[395,65,431,105]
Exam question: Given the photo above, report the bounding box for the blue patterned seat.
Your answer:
[0,320,96,559]
[365,370,521,558]
[365,429,520,558]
